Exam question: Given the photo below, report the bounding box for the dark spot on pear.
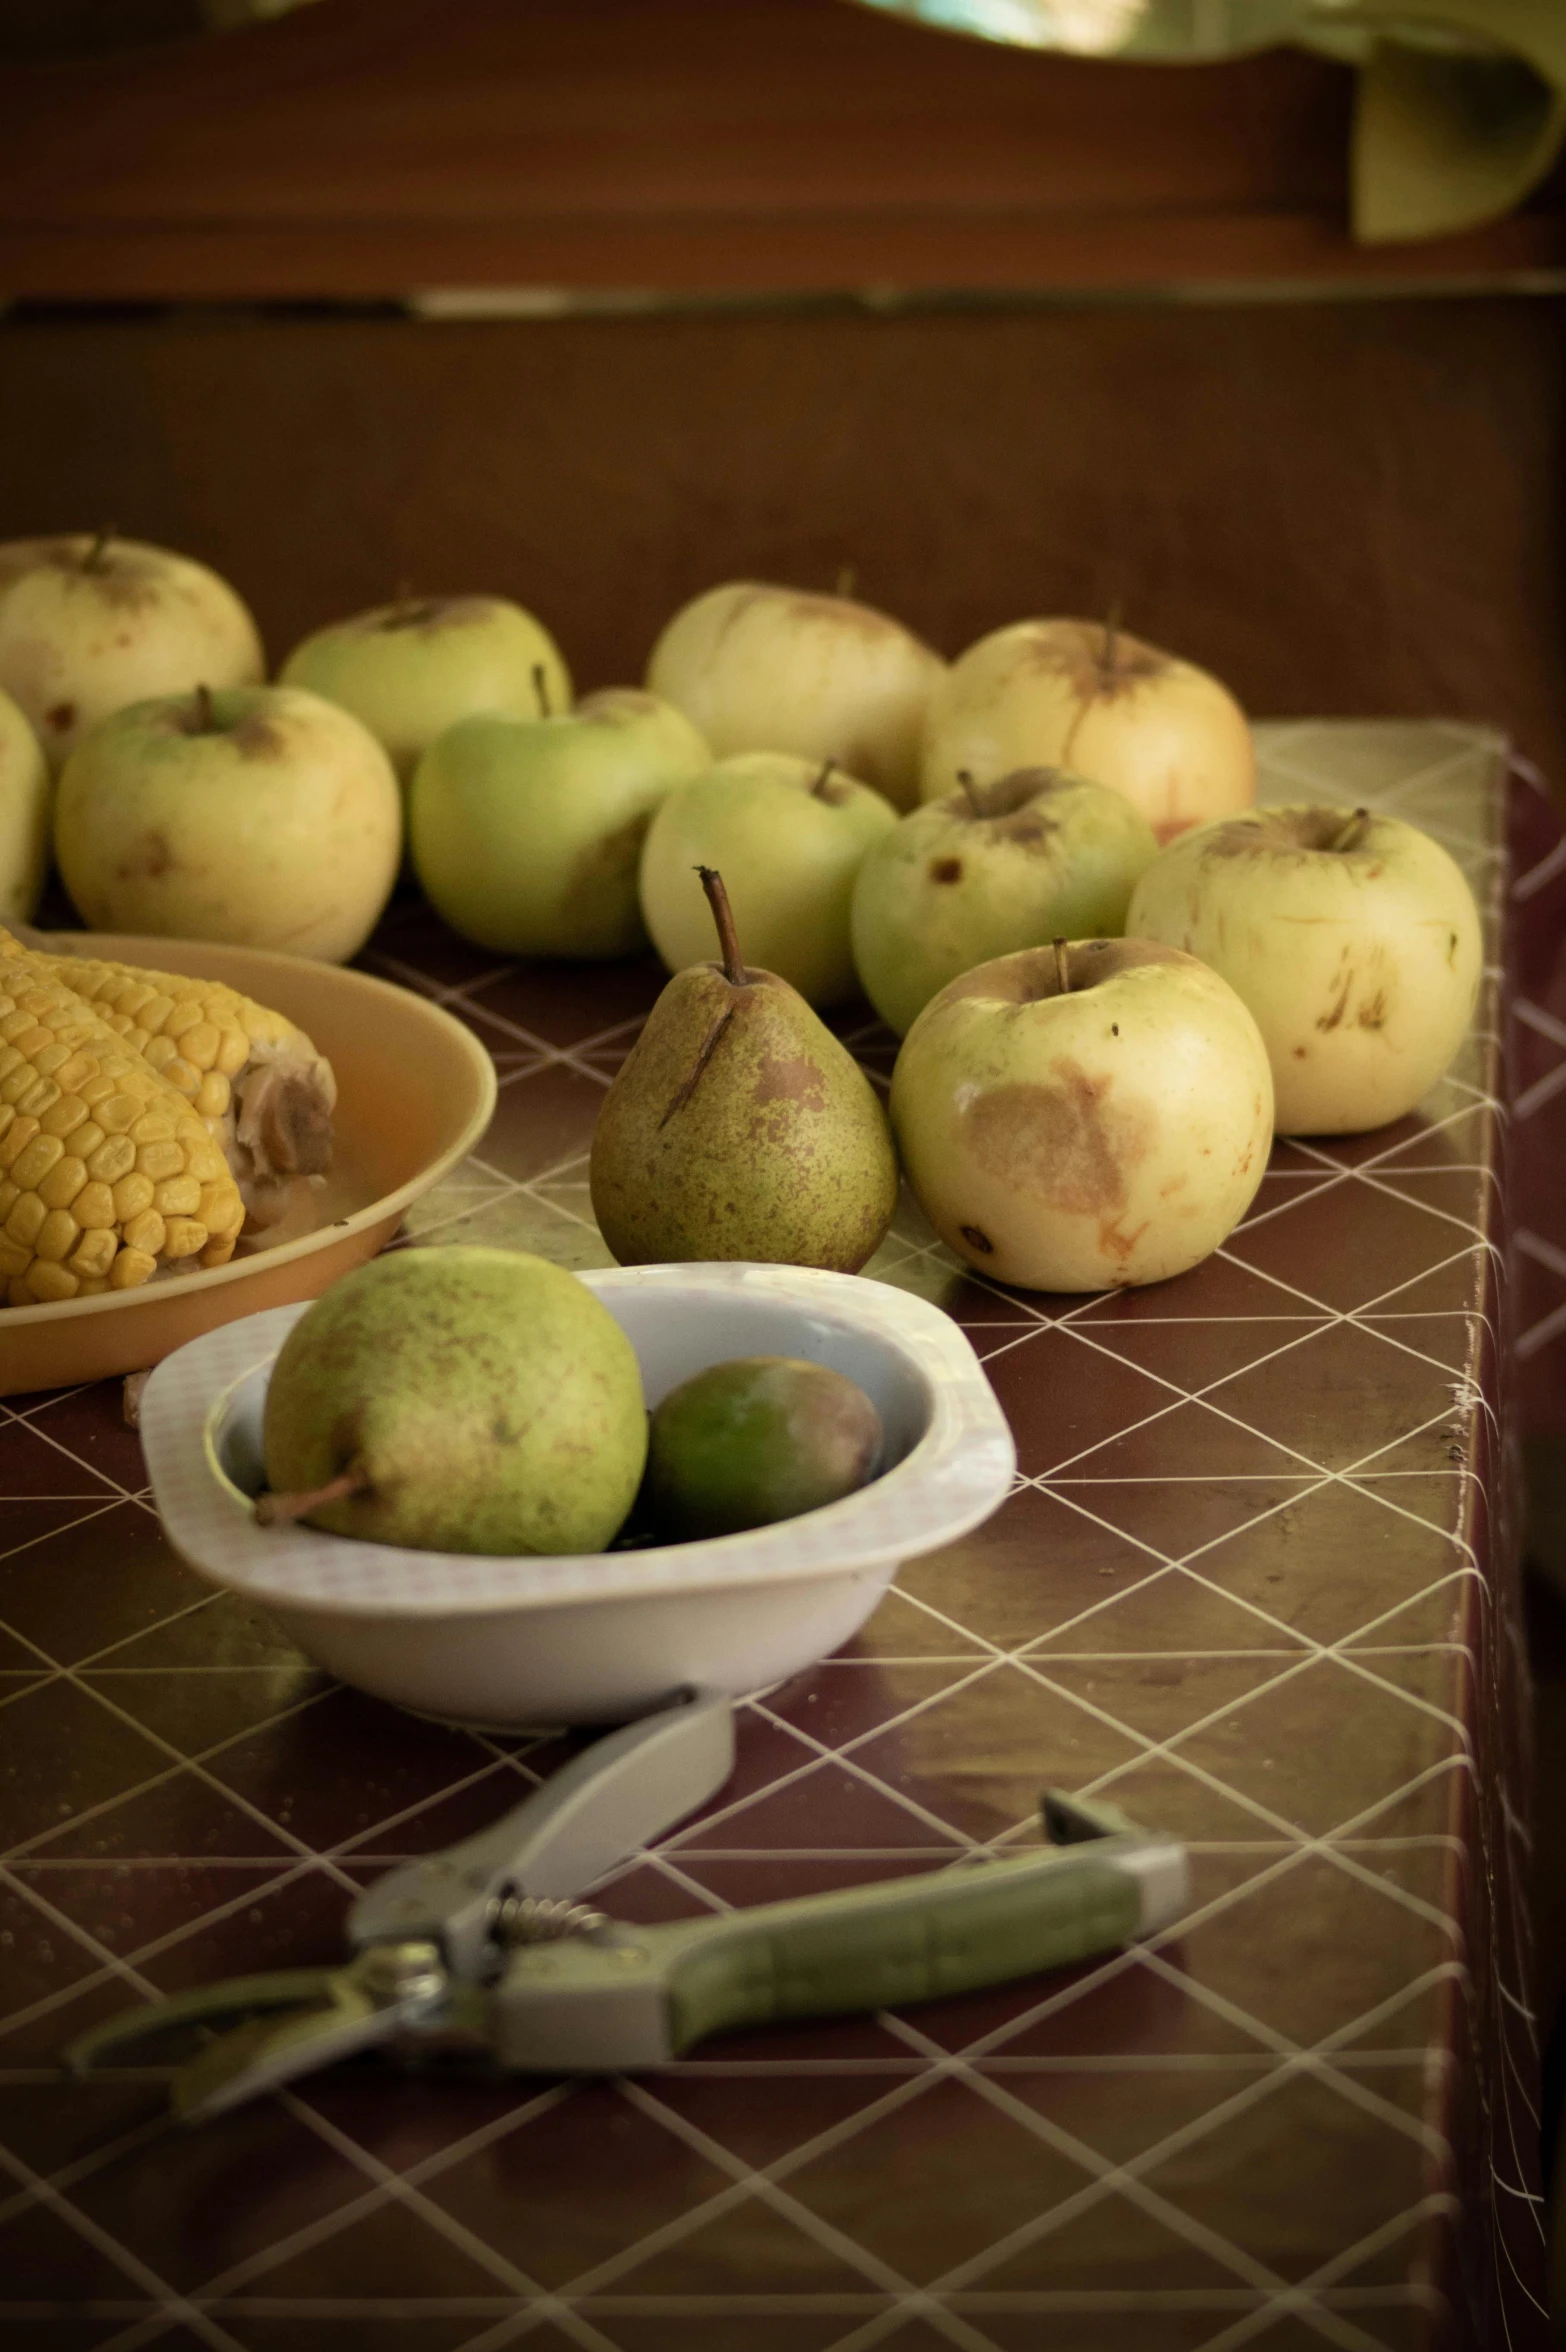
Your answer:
[960,1225,994,1253]
[1293,1046,1308,1059]
[1448,930,1459,965]
[45,701,75,733]
[930,857,963,885]
[1110,1024,1119,1037]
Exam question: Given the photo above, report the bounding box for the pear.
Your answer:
[259,1246,647,1556]
[643,1356,883,1540]
[589,868,899,1271]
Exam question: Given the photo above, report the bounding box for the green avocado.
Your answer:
[643,1355,883,1542]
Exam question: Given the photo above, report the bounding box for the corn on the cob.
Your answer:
[0,944,247,1309]
[4,937,336,1230]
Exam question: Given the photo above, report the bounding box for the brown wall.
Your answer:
[1,294,1562,774]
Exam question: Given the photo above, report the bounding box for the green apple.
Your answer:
[409,687,710,957]
[921,618,1254,842]
[851,767,1158,1036]
[646,581,945,811]
[54,683,402,963]
[639,751,897,1005]
[0,686,49,926]
[280,594,572,790]
[890,938,1274,1292]
[0,533,263,775]
[1126,804,1482,1135]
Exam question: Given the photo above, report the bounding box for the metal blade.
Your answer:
[172,1975,396,2123]
[349,1687,734,1979]
[63,1969,339,2076]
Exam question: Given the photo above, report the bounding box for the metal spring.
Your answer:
[487,1891,609,1948]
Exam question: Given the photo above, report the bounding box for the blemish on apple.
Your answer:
[45,702,75,734]
[116,829,175,882]
[930,857,963,885]
[960,1225,994,1254]
[963,1059,1151,1219]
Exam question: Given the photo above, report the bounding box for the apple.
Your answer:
[0,686,49,926]
[646,580,945,811]
[850,766,1159,1036]
[1125,803,1482,1135]
[0,532,263,774]
[54,683,401,963]
[920,617,1254,842]
[639,751,897,1005]
[890,938,1273,1292]
[409,687,710,956]
[280,594,572,791]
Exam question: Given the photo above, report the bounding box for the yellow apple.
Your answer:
[0,533,263,774]
[646,581,944,811]
[890,938,1273,1291]
[1126,804,1482,1134]
[920,618,1254,842]
[0,685,49,925]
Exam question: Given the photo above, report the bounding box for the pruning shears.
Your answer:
[65,1688,1189,2123]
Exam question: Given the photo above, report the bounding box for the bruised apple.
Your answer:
[890,939,1273,1292]
[1125,803,1482,1135]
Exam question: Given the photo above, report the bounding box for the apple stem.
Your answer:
[254,1462,371,1528]
[1101,599,1122,680]
[83,526,115,573]
[1330,807,1371,853]
[1053,937,1071,996]
[189,682,214,734]
[532,663,551,718]
[955,768,985,819]
[812,757,837,800]
[697,865,748,987]
[835,564,858,600]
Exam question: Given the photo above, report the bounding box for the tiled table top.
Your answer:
[0,721,1550,2352]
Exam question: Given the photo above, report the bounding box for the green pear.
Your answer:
[851,767,1159,1036]
[639,750,896,1005]
[643,1356,883,1540]
[259,1246,647,1556]
[409,688,710,956]
[590,868,899,1271]
[281,594,571,790]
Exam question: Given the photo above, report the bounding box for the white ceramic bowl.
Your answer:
[140,1263,1016,1726]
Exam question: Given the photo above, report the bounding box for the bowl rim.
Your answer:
[139,1263,1017,1621]
[1,938,498,1334]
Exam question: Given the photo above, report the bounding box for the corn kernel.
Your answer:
[10,1133,64,1191]
[130,1112,176,1146]
[33,1209,79,1264]
[0,1103,13,1143]
[87,1136,137,1185]
[162,1217,207,1259]
[109,1246,157,1290]
[8,1275,34,1308]
[137,1141,185,1182]
[111,1172,154,1220]
[0,1237,31,1280]
[0,1067,36,1106]
[33,1042,73,1078]
[52,1053,94,1094]
[38,1156,86,1212]
[74,1181,116,1229]
[164,1001,204,1040]
[69,1122,104,1163]
[69,1227,118,1280]
[215,1027,251,1077]
[152,1175,202,1218]
[0,1117,37,1171]
[181,1021,222,1072]
[163,1056,200,1098]
[124,1210,166,1256]
[198,1181,239,1231]
[27,1260,80,1302]
[40,1095,88,1140]
[75,1276,109,1296]
[142,1035,177,1072]
[195,1073,230,1120]
[6,1193,47,1248]
[201,1232,238,1268]
[16,1077,60,1118]
[96,1093,142,1135]
[77,1076,118,1108]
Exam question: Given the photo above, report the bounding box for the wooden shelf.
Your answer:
[2,0,1562,301]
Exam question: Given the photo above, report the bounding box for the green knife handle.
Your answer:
[491,1843,1150,2072]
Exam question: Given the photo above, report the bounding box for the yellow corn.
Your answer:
[0,944,246,1308]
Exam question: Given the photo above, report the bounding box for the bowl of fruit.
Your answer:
[138,1250,1015,1726]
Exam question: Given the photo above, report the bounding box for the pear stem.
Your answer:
[955,768,984,819]
[532,663,551,718]
[835,564,858,600]
[1329,807,1371,853]
[83,526,115,573]
[1053,937,1071,996]
[255,1463,371,1528]
[698,865,748,987]
[1101,599,1122,681]
[812,758,837,800]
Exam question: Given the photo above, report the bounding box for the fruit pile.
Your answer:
[0,533,1482,1312]
[256,1246,884,1558]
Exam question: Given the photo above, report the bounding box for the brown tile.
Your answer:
[1189,1482,1455,1644]
[981,1329,1182,1479]
[843,1662,1146,1842]
[79,1664,327,1759]
[1022,1654,1299,1748]
[1075,1249,1324,1323]
[584,2318,876,2352]
[24,1770,294,1865]
[638,2067,923,2172]
[895,1486,1164,1651]
[331,1753,539,1861]
[1200,1322,1461,1476]
[0,1876,105,2033]
[21,1385,151,1495]
[1224,1182,1483,1315]
[0,1506,207,1670]
[419,2079,733,2289]
[970,2180,1260,2293]
[835,1584,991,1661]
[674,1755,966,1857]
[0,1416,123,1501]
[605,2182,885,2293]
[1358,1312,1480,1373]
[1049,1399,1320,1483]
[0,2194,140,2298]
[1081,1754,1307,1847]
[983,2057,1273,2171]
[474,1061,612,1183]
[1166,1657,1459,1839]
[1074,1316,1331,1399]
[761,1659,985,1752]
[234,2190,506,2298]
[132,1864,354,1995]
[1027,1569,1309,1657]
[0,1681,174,1854]
[217,2322,491,2352]
[0,2072,167,2183]
[198,1688,497,1854]
[292,2071,564,2180]
[464,951,662,1048]
[781,2075,1097,2284]
[975,1947,1277,2061]
[1042,1477,1318,1575]
[417,1185,615,1272]
[10,1861,304,1964]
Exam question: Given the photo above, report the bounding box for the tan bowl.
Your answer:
[0,933,497,1398]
